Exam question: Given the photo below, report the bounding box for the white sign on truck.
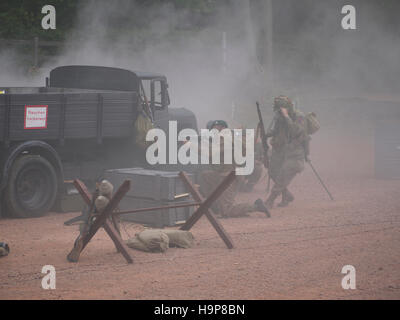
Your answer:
[24,105,48,129]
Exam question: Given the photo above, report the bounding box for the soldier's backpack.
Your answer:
[305,112,320,135]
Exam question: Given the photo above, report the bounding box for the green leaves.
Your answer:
[0,0,218,40]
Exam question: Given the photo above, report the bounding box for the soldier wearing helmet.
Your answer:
[199,120,271,218]
[256,95,308,209]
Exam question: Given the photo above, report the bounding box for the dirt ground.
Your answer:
[0,134,399,300]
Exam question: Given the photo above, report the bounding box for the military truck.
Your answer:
[0,65,198,218]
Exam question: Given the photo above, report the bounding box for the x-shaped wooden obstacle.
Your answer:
[67,179,133,263]
[178,171,235,249]
[67,171,236,263]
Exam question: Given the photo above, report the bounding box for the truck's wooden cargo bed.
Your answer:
[0,89,138,144]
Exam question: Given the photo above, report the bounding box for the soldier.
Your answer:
[257,96,308,208]
[199,120,270,218]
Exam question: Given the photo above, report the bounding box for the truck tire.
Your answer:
[6,155,58,218]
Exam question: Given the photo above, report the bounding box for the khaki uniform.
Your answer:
[267,109,307,200]
[199,130,257,218]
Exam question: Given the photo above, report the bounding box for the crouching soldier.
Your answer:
[199,120,270,218]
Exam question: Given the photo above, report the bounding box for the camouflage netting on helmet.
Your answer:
[274,95,294,112]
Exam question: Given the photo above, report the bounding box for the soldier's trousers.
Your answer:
[200,170,256,218]
[269,149,304,194]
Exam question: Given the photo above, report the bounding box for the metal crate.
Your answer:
[104,168,191,201]
[104,168,195,227]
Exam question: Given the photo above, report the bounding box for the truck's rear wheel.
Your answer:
[6,155,58,218]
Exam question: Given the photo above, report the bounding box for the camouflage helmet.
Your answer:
[273,95,294,112]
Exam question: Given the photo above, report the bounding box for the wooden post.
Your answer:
[68,180,133,264]
[179,171,235,249]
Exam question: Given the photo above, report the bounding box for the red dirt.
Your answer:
[0,134,399,300]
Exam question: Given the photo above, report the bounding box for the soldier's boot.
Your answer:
[264,190,281,209]
[254,199,271,218]
[277,189,295,207]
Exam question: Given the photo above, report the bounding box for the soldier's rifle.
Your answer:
[256,102,269,169]
[256,102,272,192]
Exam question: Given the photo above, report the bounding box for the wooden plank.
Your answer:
[103,220,132,263]
[97,93,103,145]
[79,180,130,250]
[115,201,201,216]
[73,179,92,204]
[179,171,235,249]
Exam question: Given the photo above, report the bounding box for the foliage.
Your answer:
[0,0,219,41]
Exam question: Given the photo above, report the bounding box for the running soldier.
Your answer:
[257,96,308,208]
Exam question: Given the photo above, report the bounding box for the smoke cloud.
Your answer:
[1,0,399,172]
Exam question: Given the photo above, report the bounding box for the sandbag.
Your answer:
[99,180,113,198]
[126,237,153,252]
[126,229,169,253]
[160,229,195,248]
[94,195,109,212]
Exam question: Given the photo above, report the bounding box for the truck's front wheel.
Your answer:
[6,155,58,218]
